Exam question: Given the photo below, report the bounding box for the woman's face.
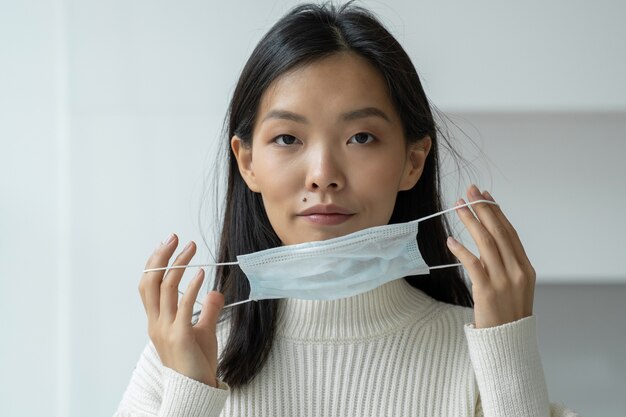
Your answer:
[232,52,431,245]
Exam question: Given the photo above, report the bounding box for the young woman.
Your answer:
[115,2,579,416]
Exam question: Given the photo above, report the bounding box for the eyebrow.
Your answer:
[261,106,392,124]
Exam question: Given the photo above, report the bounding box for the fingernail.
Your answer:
[162,233,175,246]
[483,190,495,202]
[447,236,459,247]
[470,184,481,197]
[183,241,193,252]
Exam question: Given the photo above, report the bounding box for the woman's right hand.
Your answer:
[139,233,225,388]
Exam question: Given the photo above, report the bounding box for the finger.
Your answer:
[455,197,507,280]
[466,186,519,273]
[176,268,205,325]
[160,240,197,322]
[482,190,533,271]
[446,236,489,287]
[195,291,225,335]
[139,234,179,321]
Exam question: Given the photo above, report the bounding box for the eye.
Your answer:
[273,134,300,145]
[348,132,376,145]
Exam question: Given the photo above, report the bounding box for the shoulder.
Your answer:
[407,290,475,341]
[397,291,478,386]
[437,300,475,327]
[412,288,474,328]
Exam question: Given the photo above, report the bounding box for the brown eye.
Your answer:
[348,132,375,144]
[274,134,299,145]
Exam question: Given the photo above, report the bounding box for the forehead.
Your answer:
[256,52,399,125]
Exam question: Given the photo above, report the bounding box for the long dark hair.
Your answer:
[209,0,473,388]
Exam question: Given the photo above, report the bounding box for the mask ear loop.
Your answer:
[409,199,499,272]
[144,199,500,311]
[416,199,499,223]
[186,294,253,310]
[223,298,256,309]
[188,296,254,310]
[143,261,239,273]
[142,261,243,309]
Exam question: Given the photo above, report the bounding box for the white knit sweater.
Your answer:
[114,278,580,416]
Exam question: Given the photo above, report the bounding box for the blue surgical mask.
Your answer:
[144,199,497,308]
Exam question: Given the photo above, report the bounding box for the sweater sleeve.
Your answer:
[113,341,230,417]
[464,315,581,417]
[474,399,582,417]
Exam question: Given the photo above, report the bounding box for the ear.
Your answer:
[399,135,432,191]
[231,135,261,192]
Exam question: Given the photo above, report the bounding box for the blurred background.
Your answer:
[1,0,625,416]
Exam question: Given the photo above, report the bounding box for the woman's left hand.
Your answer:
[446,184,536,329]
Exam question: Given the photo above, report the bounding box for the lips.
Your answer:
[297,204,355,226]
[297,204,355,216]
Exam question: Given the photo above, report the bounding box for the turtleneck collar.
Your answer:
[275,278,439,342]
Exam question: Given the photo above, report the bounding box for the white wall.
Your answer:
[1,0,65,415]
[1,0,625,416]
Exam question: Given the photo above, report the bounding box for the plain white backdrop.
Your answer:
[1,0,625,416]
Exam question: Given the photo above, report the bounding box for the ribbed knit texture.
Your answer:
[114,278,581,416]
[465,317,550,416]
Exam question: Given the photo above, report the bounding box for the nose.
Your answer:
[305,145,345,193]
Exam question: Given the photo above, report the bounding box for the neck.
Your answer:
[275,278,438,341]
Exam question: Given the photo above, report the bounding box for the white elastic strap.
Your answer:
[181,293,255,310]
[143,261,238,273]
[223,298,256,309]
[417,199,498,223]
[428,262,462,270]
[143,262,238,309]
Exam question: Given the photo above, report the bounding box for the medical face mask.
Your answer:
[144,199,497,309]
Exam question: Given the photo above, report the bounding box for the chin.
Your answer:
[309,226,362,243]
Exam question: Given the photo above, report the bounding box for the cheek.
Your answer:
[354,153,405,191]
[255,161,301,200]
[253,148,297,189]
[351,153,405,214]
[253,156,303,231]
